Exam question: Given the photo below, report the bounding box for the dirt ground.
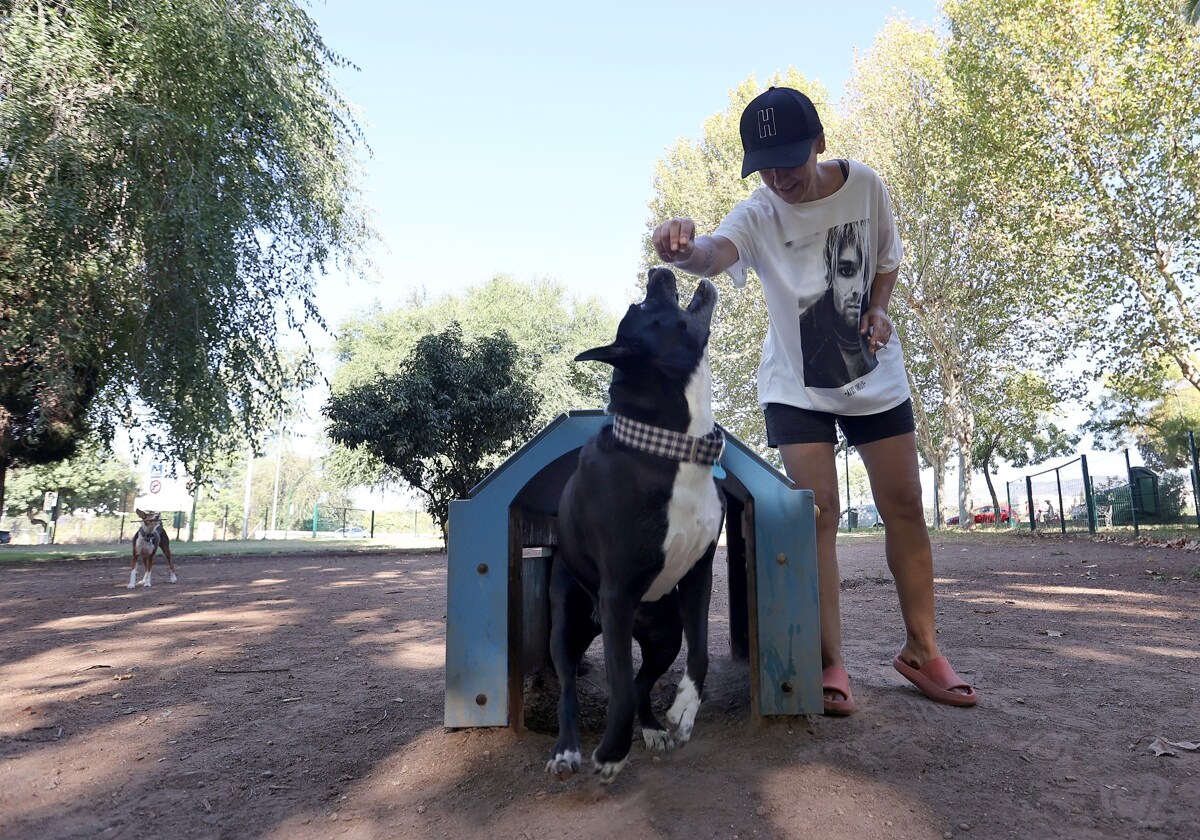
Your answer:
[1,531,1198,840]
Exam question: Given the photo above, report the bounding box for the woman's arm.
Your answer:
[860,268,898,354]
[651,218,740,278]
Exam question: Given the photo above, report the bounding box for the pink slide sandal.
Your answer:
[822,664,855,715]
[893,655,978,707]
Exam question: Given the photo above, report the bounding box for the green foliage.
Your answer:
[1087,372,1200,470]
[0,0,369,508]
[329,275,617,488]
[324,324,540,538]
[944,0,1200,401]
[335,276,617,412]
[2,440,138,518]
[974,372,1081,469]
[841,17,1084,521]
[192,448,336,534]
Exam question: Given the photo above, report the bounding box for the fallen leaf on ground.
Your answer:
[1149,738,1199,756]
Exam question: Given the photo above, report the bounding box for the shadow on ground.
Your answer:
[0,533,1196,839]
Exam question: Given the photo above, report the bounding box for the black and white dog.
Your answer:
[546,267,724,784]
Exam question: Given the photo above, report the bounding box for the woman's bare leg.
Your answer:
[777,442,845,695]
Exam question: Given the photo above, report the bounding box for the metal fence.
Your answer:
[1004,448,1198,536]
[0,504,440,546]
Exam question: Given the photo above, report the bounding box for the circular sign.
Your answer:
[149,479,162,494]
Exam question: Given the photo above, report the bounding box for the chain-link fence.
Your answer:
[1004,451,1197,536]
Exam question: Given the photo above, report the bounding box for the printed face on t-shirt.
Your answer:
[832,237,865,331]
[795,218,879,391]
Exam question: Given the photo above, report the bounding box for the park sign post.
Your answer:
[134,462,192,515]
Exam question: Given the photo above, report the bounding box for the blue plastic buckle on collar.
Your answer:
[712,460,727,480]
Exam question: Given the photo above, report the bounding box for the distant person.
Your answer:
[651,85,977,714]
[1043,500,1056,523]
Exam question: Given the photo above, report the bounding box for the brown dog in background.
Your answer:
[129,509,176,588]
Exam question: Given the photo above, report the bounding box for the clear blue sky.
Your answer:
[306,0,943,327]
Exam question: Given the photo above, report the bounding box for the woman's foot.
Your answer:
[893,651,978,706]
[822,664,855,715]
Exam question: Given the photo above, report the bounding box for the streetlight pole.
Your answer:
[844,440,851,531]
[269,413,285,534]
[241,443,253,540]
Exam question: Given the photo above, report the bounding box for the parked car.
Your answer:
[839,504,884,529]
[946,504,1012,525]
[340,525,366,538]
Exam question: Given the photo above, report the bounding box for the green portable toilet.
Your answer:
[1129,466,1159,517]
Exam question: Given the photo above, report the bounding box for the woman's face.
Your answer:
[758,135,826,204]
[832,238,864,330]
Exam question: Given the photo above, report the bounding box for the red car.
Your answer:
[946,504,1012,525]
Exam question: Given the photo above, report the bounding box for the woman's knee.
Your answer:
[879,482,925,526]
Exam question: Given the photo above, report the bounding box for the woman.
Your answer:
[651,86,977,714]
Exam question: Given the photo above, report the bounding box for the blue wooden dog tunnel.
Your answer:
[444,410,822,729]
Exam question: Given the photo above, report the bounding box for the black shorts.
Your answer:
[763,399,916,448]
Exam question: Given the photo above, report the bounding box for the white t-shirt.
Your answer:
[713,159,910,416]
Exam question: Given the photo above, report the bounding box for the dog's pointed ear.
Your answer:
[575,343,638,365]
[135,508,146,518]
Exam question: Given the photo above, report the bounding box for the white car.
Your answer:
[839,505,884,529]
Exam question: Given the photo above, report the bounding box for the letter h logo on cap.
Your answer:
[758,107,777,139]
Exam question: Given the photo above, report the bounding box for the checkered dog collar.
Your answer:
[611,414,725,465]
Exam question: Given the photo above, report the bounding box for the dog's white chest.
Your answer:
[642,466,721,602]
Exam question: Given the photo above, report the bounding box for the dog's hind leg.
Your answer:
[592,592,639,784]
[633,595,683,753]
[667,542,716,744]
[161,535,177,583]
[545,558,598,781]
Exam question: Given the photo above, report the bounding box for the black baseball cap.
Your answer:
[739,87,824,178]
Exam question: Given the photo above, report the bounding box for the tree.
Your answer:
[2,440,139,519]
[1086,367,1200,470]
[945,0,1200,402]
[334,276,615,422]
[328,275,617,489]
[971,372,1080,513]
[0,1,369,514]
[643,70,829,456]
[190,447,336,536]
[840,18,1081,525]
[324,324,540,542]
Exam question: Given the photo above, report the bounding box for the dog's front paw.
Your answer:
[667,676,701,745]
[545,749,581,780]
[169,574,177,583]
[592,752,628,785]
[140,579,152,588]
[642,728,676,753]
[126,582,136,590]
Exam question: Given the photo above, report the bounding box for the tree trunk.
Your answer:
[0,457,8,524]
